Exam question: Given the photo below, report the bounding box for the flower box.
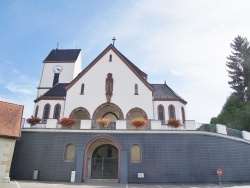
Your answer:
[168,119,182,128]
[97,118,110,127]
[59,118,77,128]
[26,117,41,126]
[131,118,147,128]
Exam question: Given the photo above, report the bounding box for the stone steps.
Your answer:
[85,178,118,183]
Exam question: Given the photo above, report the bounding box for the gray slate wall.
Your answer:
[10,132,250,183]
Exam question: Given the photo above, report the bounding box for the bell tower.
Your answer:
[37,49,82,98]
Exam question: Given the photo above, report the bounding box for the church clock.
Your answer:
[53,65,63,73]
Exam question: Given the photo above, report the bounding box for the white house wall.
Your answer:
[64,49,153,119]
[33,100,65,119]
[73,51,82,78]
[153,101,186,122]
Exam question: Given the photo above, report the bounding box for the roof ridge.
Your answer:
[0,101,24,106]
[65,44,154,91]
[164,84,185,100]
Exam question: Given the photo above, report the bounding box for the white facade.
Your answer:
[64,49,153,119]
[33,45,187,124]
[37,50,82,97]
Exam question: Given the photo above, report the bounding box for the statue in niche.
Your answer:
[106,73,113,103]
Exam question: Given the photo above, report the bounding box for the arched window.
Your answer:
[80,83,84,94]
[64,144,75,162]
[34,105,39,117]
[168,105,175,119]
[131,144,141,163]
[109,54,112,62]
[134,84,138,95]
[42,104,50,122]
[53,104,61,120]
[157,105,165,124]
[181,107,185,124]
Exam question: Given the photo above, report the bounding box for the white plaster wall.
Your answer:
[39,63,76,88]
[64,49,153,119]
[216,124,227,135]
[242,131,250,141]
[33,100,65,119]
[73,51,82,78]
[153,101,186,121]
[37,88,51,98]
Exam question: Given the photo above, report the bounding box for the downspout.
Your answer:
[62,97,66,118]
[152,93,155,120]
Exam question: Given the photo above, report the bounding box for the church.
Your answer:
[10,43,250,184]
[34,43,187,126]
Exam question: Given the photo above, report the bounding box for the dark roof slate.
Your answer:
[42,83,68,97]
[44,49,81,62]
[152,84,187,103]
[119,52,147,79]
[34,83,68,102]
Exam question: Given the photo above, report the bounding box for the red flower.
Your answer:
[97,118,110,126]
[131,118,147,128]
[59,118,76,128]
[168,119,181,128]
[26,117,41,126]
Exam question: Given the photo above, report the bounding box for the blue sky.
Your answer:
[1,0,250,123]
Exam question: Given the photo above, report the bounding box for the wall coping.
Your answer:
[21,128,250,145]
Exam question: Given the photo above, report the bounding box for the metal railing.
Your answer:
[91,120,116,130]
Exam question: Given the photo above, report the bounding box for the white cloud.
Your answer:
[95,0,245,122]
[6,82,34,95]
[170,69,181,76]
[2,0,250,123]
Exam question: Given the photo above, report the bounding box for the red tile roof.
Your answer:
[0,101,24,138]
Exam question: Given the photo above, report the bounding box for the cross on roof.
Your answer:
[112,37,116,46]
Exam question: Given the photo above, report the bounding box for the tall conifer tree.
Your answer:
[226,36,250,101]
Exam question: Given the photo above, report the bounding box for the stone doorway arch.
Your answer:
[92,103,124,120]
[69,107,90,129]
[83,136,121,182]
[126,107,148,120]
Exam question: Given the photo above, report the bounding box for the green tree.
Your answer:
[226,35,250,101]
[210,36,250,131]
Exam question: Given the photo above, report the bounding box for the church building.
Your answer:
[11,43,250,184]
[34,44,187,126]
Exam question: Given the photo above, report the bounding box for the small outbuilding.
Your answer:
[0,101,23,183]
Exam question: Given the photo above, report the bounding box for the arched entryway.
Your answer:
[91,144,118,179]
[126,107,148,120]
[92,103,124,129]
[83,136,121,182]
[92,103,124,120]
[69,107,90,129]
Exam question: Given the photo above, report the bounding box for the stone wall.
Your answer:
[0,137,15,183]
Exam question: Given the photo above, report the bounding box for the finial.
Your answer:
[56,42,59,50]
[112,37,116,46]
[164,80,166,85]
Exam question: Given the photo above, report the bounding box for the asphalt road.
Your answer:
[1,180,250,188]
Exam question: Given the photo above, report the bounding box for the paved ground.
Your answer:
[1,180,250,188]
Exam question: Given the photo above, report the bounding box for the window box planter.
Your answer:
[167,119,182,128]
[131,118,147,128]
[97,118,110,128]
[59,118,77,128]
[26,117,41,126]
